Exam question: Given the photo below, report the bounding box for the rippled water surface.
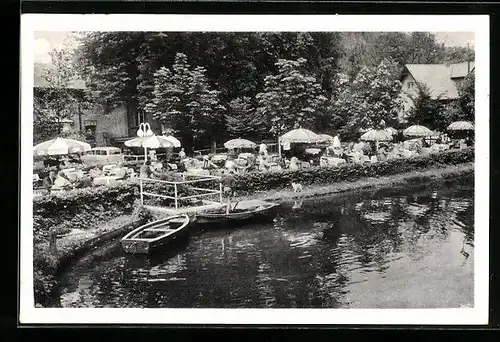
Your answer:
[53,182,474,308]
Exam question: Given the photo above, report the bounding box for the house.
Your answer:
[399,61,475,119]
[33,63,162,147]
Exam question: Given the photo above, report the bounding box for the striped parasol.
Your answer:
[33,137,91,157]
[224,138,256,149]
[447,121,474,131]
[403,125,434,138]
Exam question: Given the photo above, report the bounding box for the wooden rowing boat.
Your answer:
[121,214,192,254]
[195,199,280,226]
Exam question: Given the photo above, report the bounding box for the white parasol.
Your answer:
[162,134,182,148]
[447,121,474,131]
[223,138,256,149]
[403,125,434,138]
[33,137,91,157]
[125,123,174,161]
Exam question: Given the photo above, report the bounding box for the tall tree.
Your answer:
[255,58,329,137]
[333,59,403,140]
[146,53,225,151]
[405,83,446,130]
[225,97,266,139]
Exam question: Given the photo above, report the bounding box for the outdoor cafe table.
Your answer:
[93,176,122,186]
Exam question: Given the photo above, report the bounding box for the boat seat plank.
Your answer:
[143,228,176,232]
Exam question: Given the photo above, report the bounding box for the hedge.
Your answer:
[32,148,473,240]
[33,182,140,242]
[231,147,474,193]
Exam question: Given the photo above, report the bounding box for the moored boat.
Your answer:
[195,199,280,226]
[121,214,192,254]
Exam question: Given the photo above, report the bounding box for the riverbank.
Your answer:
[34,160,473,306]
[234,162,474,203]
[33,211,150,307]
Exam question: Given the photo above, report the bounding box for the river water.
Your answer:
[52,181,474,309]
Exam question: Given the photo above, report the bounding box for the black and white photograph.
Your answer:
[20,14,489,325]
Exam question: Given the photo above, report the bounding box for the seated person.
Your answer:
[111,163,127,179]
[75,175,93,188]
[289,156,299,171]
[52,171,73,190]
[89,166,103,179]
[42,170,57,193]
[139,160,153,178]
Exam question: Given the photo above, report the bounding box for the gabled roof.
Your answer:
[450,61,475,79]
[33,63,86,90]
[403,61,474,100]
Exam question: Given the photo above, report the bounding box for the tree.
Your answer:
[145,53,225,151]
[405,83,446,130]
[443,46,475,64]
[225,97,266,139]
[34,45,89,144]
[333,59,403,140]
[442,71,475,125]
[255,58,329,137]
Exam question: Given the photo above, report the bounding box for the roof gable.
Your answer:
[450,61,475,79]
[404,64,458,99]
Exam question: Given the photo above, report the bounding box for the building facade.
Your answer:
[399,61,475,120]
[34,63,162,148]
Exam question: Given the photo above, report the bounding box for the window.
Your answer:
[96,150,107,156]
[109,150,122,155]
[407,81,416,89]
[86,150,95,155]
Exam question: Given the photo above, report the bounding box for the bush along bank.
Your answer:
[232,148,474,194]
[33,205,152,307]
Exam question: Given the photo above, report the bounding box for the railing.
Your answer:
[138,173,223,210]
[123,153,169,161]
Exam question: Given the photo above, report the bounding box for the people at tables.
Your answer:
[89,166,103,179]
[42,170,57,193]
[178,148,187,160]
[111,162,127,179]
[139,160,154,178]
[52,171,73,191]
[257,154,269,172]
[289,156,300,171]
[75,175,93,189]
[259,140,268,156]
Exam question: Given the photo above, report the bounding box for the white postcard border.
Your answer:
[20,14,489,325]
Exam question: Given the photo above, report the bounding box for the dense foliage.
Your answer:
[333,59,404,140]
[35,32,475,148]
[231,148,474,193]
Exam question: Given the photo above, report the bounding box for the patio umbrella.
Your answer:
[34,137,91,157]
[360,129,393,151]
[223,138,256,149]
[318,134,335,143]
[360,129,393,142]
[403,125,434,138]
[447,121,474,131]
[161,134,181,148]
[125,135,175,161]
[384,127,398,136]
[280,128,323,144]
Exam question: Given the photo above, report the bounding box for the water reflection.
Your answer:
[53,182,474,309]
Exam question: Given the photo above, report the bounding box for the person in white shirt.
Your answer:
[259,141,267,155]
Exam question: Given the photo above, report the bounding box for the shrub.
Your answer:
[232,148,474,193]
[33,181,139,241]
